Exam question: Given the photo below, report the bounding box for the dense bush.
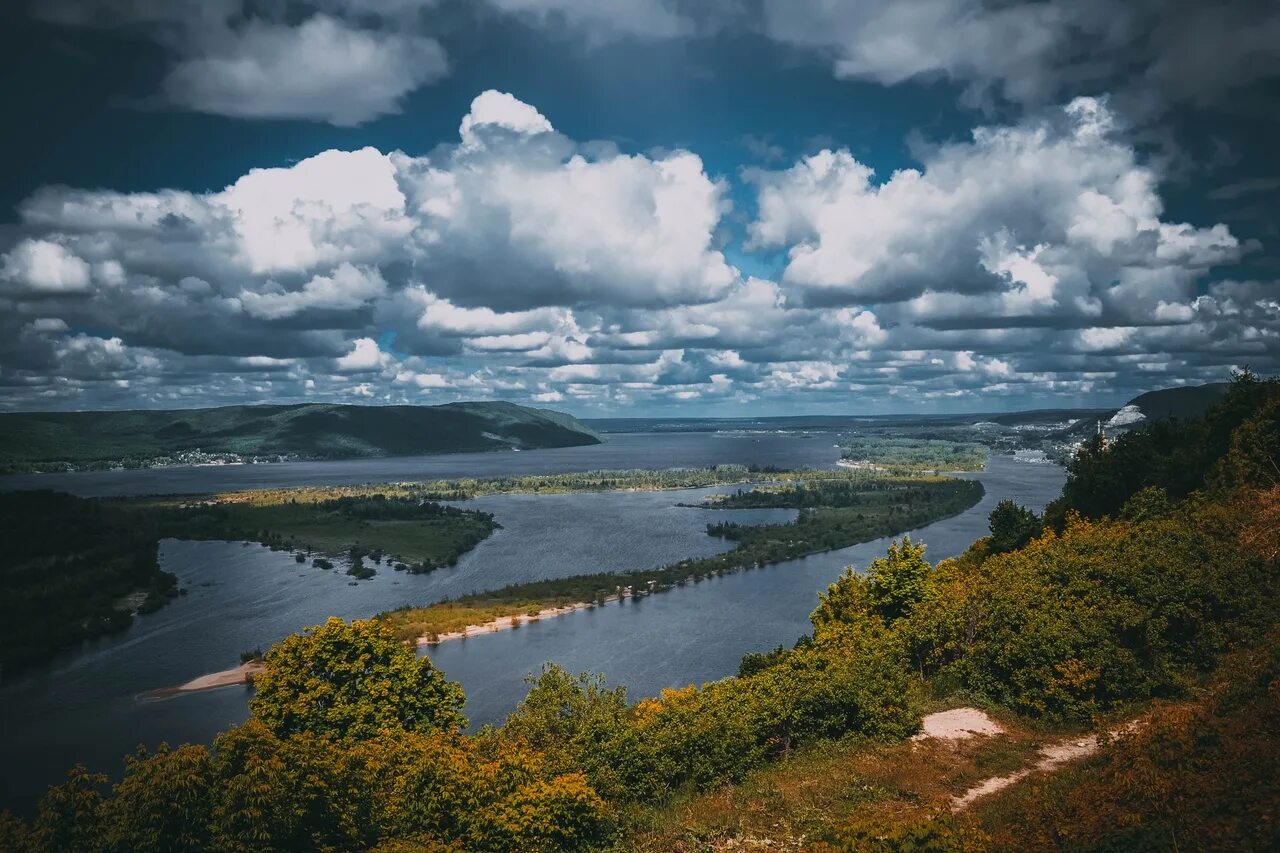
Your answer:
[981,636,1280,852]
[918,506,1273,720]
[250,617,465,740]
[503,620,918,804]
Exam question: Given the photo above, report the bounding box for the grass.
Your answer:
[379,597,589,641]
[623,711,1047,851]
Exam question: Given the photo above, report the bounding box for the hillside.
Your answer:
[1047,379,1233,441]
[1125,381,1230,421]
[0,401,601,473]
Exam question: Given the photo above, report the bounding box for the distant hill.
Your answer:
[1048,381,1232,441]
[1126,382,1230,421]
[0,401,601,473]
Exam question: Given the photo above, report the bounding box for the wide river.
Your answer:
[0,433,1063,813]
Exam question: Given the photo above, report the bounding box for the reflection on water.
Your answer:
[0,435,1062,815]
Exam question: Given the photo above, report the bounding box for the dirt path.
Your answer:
[950,733,1100,811]
[912,707,1121,812]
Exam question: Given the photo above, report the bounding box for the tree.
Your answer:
[504,666,628,765]
[249,617,466,741]
[865,536,933,622]
[102,744,212,852]
[811,567,874,632]
[1215,394,1280,490]
[0,811,30,853]
[30,765,108,853]
[987,500,1042,553]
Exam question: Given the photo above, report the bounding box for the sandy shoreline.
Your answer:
[415,591,635,645]
[141,660,265,700]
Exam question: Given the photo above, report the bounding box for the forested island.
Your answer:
[379,475,984,642]
[2,373,1275,851]
[0,400,600,473]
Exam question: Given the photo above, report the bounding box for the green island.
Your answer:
[133,492,499,573]
[378,475,985,642]
[3,373,1277,852]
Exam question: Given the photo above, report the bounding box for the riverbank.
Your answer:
[0,454,1061,818]
[152,592,636,699]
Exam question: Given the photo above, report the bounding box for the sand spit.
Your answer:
[140,661,264,700]
[415,592,637,646]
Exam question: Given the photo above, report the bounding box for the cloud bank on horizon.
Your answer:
[2,0,1279,415]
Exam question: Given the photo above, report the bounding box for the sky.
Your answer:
[1,1,1279,417]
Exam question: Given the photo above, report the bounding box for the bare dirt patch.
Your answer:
[914,707,1006,741]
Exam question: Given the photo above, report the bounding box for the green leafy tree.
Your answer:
[249,617,466,741]
[0,811,30,853]
[866,536,934,622]
[811,566,874,632]
[102,744,212,852]
[987,499,1041,554]
[208,721,299,852]
[503,665,629,776]
[30,765,108,853]
[1119,485,1172,521]
[1215,394,1280,490]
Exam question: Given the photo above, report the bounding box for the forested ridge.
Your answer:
[2,373,1277,851]
[0,400,600,473]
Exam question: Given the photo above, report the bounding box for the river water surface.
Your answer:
[0,434,1063,813]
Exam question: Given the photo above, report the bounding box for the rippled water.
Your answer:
[0,434,1063,814]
